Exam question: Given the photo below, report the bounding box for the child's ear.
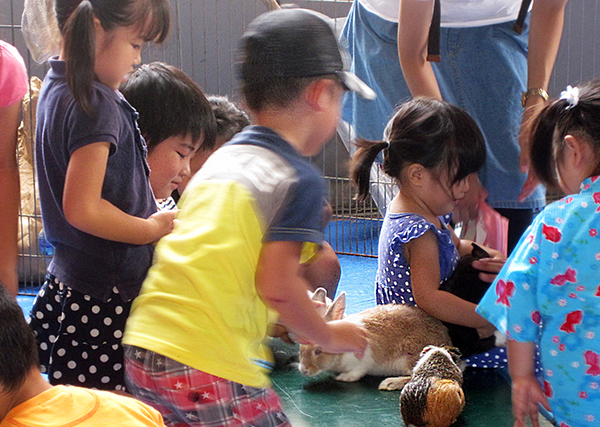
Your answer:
[564,134,590,168]
[407,163,425,186]
[93,16,107,44]
[304,79,336,111]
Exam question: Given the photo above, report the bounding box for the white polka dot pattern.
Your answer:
[28,276,132,391]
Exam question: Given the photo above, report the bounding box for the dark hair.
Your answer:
[120,62,216,152]
[0,284,39,393]
[56,0,171,116]
[350,98,486,202]
[240,75,330,112]
[207,95,250,142]
[530,79,600,188]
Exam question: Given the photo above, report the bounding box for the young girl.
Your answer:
[29,0,172,391]
[351,98,505,354]
[477,80,600,427]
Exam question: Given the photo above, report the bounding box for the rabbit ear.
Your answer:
[310,287,328,304]
[471,243,490,260]
[324,292,346,321]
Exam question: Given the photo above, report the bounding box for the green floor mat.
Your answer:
[268,339,515,427]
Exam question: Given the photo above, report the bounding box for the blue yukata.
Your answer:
[377,212,507,368]
[478,176,600,426]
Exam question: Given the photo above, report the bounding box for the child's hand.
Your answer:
[511,375,550,427]
[476,321,496,340]
[267,323,295,344]
[147,209,177,242]
[472,257,506,283]
[322,320,368,359]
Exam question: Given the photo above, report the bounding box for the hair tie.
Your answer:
[560,85,580,109]
[385,140,391,149]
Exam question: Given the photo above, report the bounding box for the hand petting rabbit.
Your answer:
[298,288,452,390]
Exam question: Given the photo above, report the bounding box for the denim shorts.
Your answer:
[341,1,545,210]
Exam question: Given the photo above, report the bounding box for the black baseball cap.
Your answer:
[237,8,376,100]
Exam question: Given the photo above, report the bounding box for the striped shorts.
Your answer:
[124,345,291,427]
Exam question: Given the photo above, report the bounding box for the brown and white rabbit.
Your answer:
[298,289,452,390]
[400,345,465,427]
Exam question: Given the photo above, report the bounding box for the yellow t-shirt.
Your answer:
[0,385,164,426]
[124,181,277,387]
[124,130,325,389]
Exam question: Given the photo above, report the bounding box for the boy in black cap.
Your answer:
[123,8,374,426]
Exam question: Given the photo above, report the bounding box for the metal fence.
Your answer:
[2,0,600,293]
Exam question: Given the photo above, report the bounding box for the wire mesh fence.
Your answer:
[2,0,600,294]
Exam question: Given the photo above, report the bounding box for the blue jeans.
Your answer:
[341,1,545,210]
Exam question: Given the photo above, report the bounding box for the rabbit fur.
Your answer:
[298,288,452,390]
[400,345,465,427]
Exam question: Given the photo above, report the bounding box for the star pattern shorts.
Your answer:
[124,345,291,427]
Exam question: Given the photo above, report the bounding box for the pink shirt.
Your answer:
[0,40,28,107]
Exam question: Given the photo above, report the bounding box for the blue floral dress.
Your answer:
[377,212,507,368]
[478,176,600,426]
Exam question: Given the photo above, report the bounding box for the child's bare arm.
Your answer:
[256,240,368,356]
[407,230,494,333]
[508,340,550,427]
[0,101,22,296]
[63,142,175,245]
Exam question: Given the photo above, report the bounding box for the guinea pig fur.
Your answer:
[400,345,465,427]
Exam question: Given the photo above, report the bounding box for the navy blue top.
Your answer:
[376,212,459,305]
[35,59,156,302]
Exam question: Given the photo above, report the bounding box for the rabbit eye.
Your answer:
[314,347,322,356]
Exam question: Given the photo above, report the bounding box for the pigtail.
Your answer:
[529,103,562,188]
[57,0,171,118]
[531,79,600,188]
[63,0,96,117]
[350,139,388,202]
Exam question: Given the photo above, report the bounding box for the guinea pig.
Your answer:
[400,345,465,427]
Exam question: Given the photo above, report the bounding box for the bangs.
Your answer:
[446,110,486,184]
[131,0,171,43]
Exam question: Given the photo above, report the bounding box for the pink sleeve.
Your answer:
[0,40,28,107]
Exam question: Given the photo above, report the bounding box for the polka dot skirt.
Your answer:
[463,346,508,369]
[27,275,131,391]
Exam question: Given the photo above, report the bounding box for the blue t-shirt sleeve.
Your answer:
[477,215,543,342]
[66,87,120,156]
[266,169,324,245]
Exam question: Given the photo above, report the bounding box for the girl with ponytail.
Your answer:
[478,80,600,427]
[30,0,172,391]
[350,97,505,356]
